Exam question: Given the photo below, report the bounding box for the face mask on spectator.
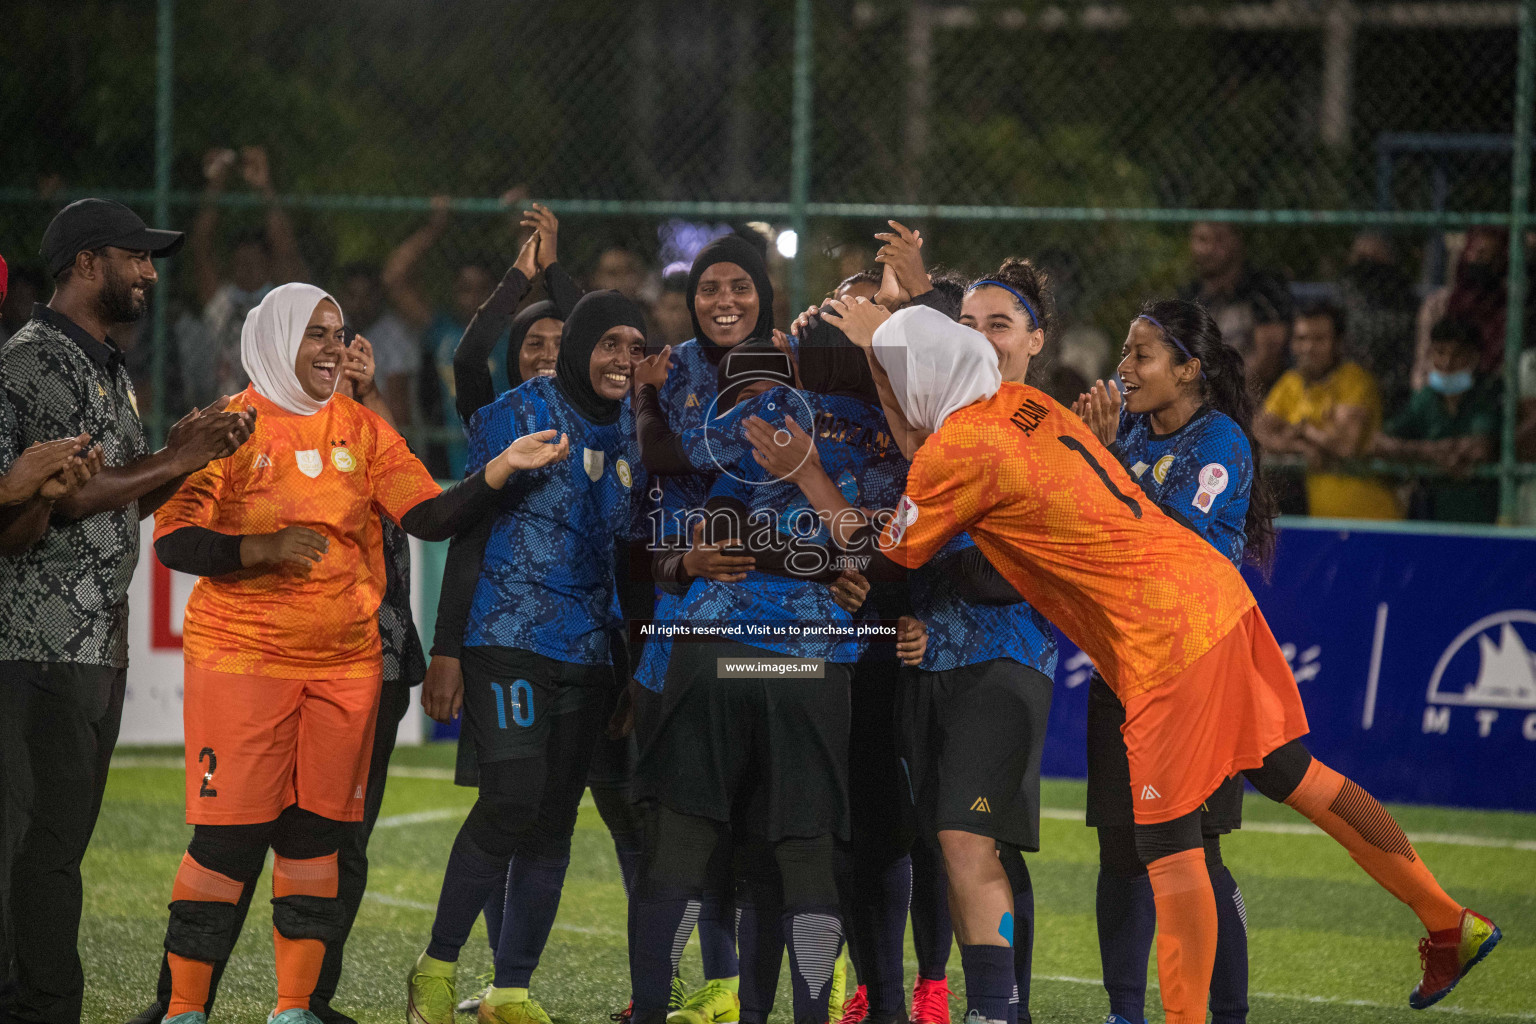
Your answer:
[1426,368,1474,396]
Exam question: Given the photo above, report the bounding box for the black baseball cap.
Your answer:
[40,198,185,278]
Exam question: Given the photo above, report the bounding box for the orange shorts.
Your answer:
[182,663,381,825]
[1122,606,1310,825]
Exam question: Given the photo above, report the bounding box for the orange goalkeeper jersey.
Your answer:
[879,382,1254,699]
[155,388,441,678]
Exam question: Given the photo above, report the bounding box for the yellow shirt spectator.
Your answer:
[1263,361,1401,518]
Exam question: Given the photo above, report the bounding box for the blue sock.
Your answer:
[1095,869,1154,1024]
[613,829,644,900]
[483,889,504,958]
[427,830,511,962]
[699,892,740,981]
[910,843,952,981]
[1012,866,1035,1024]
[631,892,701,1016]
[959,944,1014,1024]
[866,855,912,1015]
[1208,860,1250,1024]
[494,853,571,988]
[785,908,843,1023]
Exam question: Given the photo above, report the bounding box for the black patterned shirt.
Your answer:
[379,515,426,687]
[0,304,151,666]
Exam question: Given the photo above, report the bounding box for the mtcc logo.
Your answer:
[1423,610,1536,740]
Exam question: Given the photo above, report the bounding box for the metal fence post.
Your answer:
[151,0,174,448]
[1502,0,1533,522]
[788,0,813,315]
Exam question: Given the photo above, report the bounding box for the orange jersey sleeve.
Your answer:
[158,389,436,678]
[881,383,1254,699]
[368,417,442,526]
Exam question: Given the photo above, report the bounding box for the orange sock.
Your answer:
[272,851,340,1013]
[1284,759,1462,933]
[1146,848,1218,1024]
[166,853,245,1016]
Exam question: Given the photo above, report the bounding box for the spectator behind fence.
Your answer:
[382,196,502,477]
[337,262,417,426]
[589,246,650,301]
[1517,345,1536,524]
[175,146,310,407]
[1180,221,1296,398]
[1375,318,1502,524]
[1,264,45,347]
[1411,227,1509,392]
[649,270,693,349]
[1254,303,1401,519]
[1337,232,1420,415]
[1038,246,1113,382]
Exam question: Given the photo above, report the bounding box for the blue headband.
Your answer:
[1136,314,1207,379]
[968,280,1040,331]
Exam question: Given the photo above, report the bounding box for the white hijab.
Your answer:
[241,282,340,416]
[871,305,1001,433]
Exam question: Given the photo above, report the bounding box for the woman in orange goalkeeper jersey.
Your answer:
[748,298,1501,1024]
[149,283,569,1024]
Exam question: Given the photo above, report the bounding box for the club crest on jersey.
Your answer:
[295,449,323,478]
[583,448,605,482]
[331,444,357,473]
[616,457,633,488]
[1152,454,1175,485]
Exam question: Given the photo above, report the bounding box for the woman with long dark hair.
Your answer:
[1073,297,1275,1024]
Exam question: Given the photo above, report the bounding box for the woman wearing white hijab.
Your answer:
[147,283,570,1024]
[752,297,1496,1024]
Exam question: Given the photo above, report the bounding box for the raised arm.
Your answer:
[241,147,310,285]
[383,195,451,331]
[190,149,235,308]
[453,231,539,424]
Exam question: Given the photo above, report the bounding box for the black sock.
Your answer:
[494,853,571,988]
[864,855,912,1015]
[1094,869,1154,1023]
[909,843,952,982]
[959,944,1014,1024]
[699,892,740,981]
[427,831,511,962]
[631,895,701,1015]
[785,908,843,1023]
[1208,860,1250,1024]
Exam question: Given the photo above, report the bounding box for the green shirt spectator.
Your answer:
[1375,319,1501,523]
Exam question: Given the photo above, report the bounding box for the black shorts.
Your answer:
[1084,673,1244,834]
[461,646,612,767]
[638,640,852,841]
[899,658,1054,852]
[847,652,916,858]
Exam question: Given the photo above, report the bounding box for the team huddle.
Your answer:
[0,200,1505,1024]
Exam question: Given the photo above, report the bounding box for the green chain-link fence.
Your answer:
[2,0,1532,517]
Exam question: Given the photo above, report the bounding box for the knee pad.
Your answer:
[165,897,245,963]
[1245,740,1313,803]
[1134,810,1204,866]
[1096,826,1147,878]
[271,893,345,943]
[773,834,838,913]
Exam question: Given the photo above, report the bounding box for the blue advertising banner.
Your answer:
[1039,519,1536,812]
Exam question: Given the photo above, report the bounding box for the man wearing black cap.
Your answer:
[0,199,254,1024]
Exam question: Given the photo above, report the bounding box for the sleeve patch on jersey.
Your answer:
[1152,454,1175,484]
[891,494,919,541]
[1191,462,1230,514]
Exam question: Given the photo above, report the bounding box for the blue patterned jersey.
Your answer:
[912,533,1060,675]
[1110,405,1253,566]
[643,338,722,547]
[675,387,908,663]
[465,375,647,664]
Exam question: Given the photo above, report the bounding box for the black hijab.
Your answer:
[503,300,563,390]
[717,336,795,411]
[686,233,775,363]
[797,305,878,404]
[554,290,647,425]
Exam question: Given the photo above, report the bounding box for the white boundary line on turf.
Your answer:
[110,758,1536,853]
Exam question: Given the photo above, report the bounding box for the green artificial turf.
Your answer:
[81,744,1535,1023]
